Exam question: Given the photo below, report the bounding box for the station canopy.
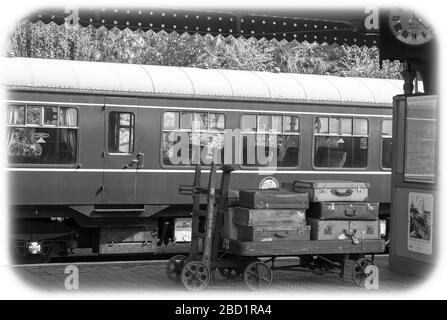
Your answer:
[24,7,380,47]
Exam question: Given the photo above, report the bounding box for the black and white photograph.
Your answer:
[0,0,444,306]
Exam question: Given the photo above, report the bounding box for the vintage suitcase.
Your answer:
[291,180,369,202]
[308,219,380,240]
[233,207,306,227]
[237,225,311,242]
[307,202,379,220]
[238,189,309,209]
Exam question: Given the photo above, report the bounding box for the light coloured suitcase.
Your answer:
[233,207,306,227]
[308,219,380,240]
[307,202,379,220]
[238,189,309,209]
[291,180,369,202]
[237,225,311,242]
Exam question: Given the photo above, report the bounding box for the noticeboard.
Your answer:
[404,96,437,183]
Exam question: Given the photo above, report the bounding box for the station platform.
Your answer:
[10,255,424,293]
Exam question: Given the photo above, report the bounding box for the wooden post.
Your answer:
[202,163,217,267]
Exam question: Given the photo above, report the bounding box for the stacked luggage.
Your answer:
[227,189,310,242]
[291,180,380,242]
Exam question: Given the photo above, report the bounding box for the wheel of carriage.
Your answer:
[243,261,273,291]
[180,261,211,291]
[352,258,375,287]
[218,267,243,279]
[166,255,187,281]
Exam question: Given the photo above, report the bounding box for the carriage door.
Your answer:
[103,98,140,204]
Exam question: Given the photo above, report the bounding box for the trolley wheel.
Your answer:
[166,255,187,281]
[218,267,243,279]
[181,261,211,291]
[243,261,273,291]
[352,258,375,287]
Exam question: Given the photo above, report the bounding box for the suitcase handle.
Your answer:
[331,189,353,197]
[344,209,358,217]
[274,231,289,238]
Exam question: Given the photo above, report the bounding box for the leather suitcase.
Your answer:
[237,225,311,242]
[233,207,306,227]
[308,219,380,240]
[291,180,369,202]
[307,202,379,220]
[238,189,309,209]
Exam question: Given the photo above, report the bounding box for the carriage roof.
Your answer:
[1,57,408,105]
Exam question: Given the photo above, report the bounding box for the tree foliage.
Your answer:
[7,20,402,79]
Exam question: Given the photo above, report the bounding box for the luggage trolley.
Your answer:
[165,164,385,291]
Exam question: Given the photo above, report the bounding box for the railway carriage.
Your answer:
[1,57,406,261]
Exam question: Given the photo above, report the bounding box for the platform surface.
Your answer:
[9,255,426,294]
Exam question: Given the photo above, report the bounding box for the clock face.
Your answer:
[388,9,434,46]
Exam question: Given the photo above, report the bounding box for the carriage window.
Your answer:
[108,112,135,154]
[7,105,78,164]
[314,117,368,168]
[241,114,300,168]
[162,112,225,166]
[382,120,393,169]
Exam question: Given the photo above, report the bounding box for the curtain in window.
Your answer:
[62,129,76,160]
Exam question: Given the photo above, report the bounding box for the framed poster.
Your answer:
[408,192,433,255]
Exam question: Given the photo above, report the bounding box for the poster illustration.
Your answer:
[408,192,433,255]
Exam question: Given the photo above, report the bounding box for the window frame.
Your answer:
[6,104,80,167]
[160,111,226,168]
[240,113,300,169]
[107,111,136,155]
[380,119,393,171]
[312,116,369,170]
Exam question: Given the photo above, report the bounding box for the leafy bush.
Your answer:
[6,20,402,79]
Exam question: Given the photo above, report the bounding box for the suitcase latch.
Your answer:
[327,203,335,211]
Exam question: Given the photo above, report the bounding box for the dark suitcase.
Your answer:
[237,225,311,242]
[238,189,309,209]
[308,219,380,240]
[291,180,369,202]
[233,207,306,227]
[307,202,379,220]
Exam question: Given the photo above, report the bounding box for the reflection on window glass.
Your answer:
[7,105,25,125]
[315,117,328,134]
[354,119,368,135]
[27,106,41,125]
[341,118,352,134]
[330,118,340,134]
[7,105,78,164]
[382,119,392,136]
[59,108,78,127]
[241,115,256,132]
[284,116,299,133]
[210,113,225,130]
[44,107,58,125]
[382,120,393,169]
[109,112,134,153]
[163,112,179,130]
[162,112,225,166]
[242,114,299,167]
[314,117,368,168]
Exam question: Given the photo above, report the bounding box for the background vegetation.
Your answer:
[7,21,402,79]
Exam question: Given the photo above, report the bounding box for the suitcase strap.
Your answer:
[344,229,360,244]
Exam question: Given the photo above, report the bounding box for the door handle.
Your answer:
[137,153,144,169]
